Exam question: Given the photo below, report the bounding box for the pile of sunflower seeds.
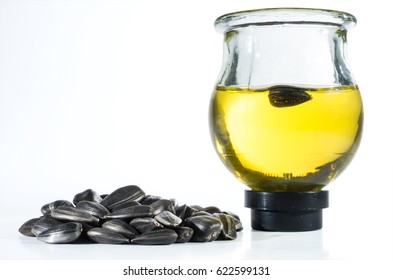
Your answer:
[19,185,243,245]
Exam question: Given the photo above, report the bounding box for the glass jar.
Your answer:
[209,8,363,231]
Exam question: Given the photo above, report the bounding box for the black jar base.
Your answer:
[244,190,329,231]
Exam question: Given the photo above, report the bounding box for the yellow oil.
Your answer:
[209,85,363,191]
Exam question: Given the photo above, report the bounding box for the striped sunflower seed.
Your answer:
[100,185,145,211]
[73,189,102,205]
[18,217,41,237]
[102,219,139,239]
[41,200,74,216]
[184,215,223,242]
[37,222,83,244]
[131,229,178,245]
[87,227,129,244]
[50,206,100,224]
[154,211,182,227]
[75,201,110,219]
[129,217,164,234]
[105,205,153,220]
[32,216,62,237]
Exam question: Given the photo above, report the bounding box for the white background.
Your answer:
[0,0,392,278]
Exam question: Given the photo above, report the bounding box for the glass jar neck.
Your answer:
[215,8,357,88]
[217,23,355,88]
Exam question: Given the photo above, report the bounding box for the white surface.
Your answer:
[0,0,392,267]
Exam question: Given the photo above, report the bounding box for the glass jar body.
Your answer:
[209,9,363,191]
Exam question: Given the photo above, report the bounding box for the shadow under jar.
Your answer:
[209,8,363,231]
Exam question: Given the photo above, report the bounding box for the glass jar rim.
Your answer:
[215,8,357,33]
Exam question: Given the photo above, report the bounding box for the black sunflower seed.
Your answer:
[174,227,194,243]
[32,216,63,237]
[150,199,175,215]
[102,219,139,239]
[50,206,100,224]
[154,211,182,227]
[131,229,178,245]
[105,205,153,220]
[100,185,145,211]
[184,215,223,242]
[75,201,110,219]
[19,217,41,237]
[268,86,312,107]
[41,200,74,216]
[213,213,237,240]
[73,189,102,205]
[87,227,129,244]
[37,222,83,244]
[130,217,164,234]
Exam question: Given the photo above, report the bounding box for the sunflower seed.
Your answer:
[76,201,110,219]
[19,217,41,237]
[131,229,178,245]
[140,195,162,205]
[32,216,62,236]
[268,86,312,107]
[111,201,140,212]
[184,215,223,242]
[102,219,139,239]
[213,213,237,240]
[87,227,129,244]
[183,205,199,219]
[73,189,102,205]
[175,204,187,220]
[50,206,100,224]
[100,185,145,211]
[150,199,175,215]
[105,205,153,220]
[174,227,194,243]
[130,217,164,233]
[37,222,82,244]
[41,200,74,216]
[154,211,182,227]
[222,211,243,231]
